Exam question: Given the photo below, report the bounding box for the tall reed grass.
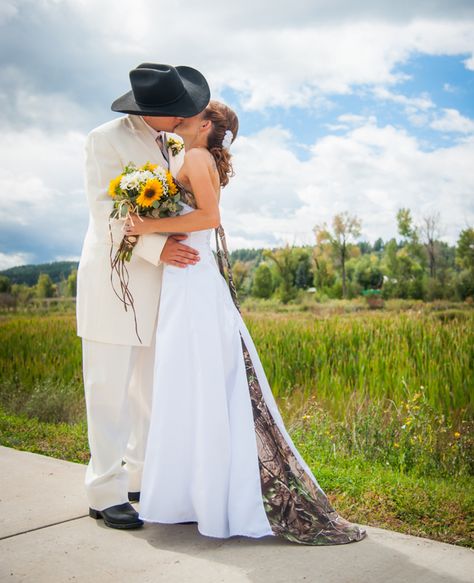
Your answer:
[244,310,473,421]
[0,309,472,477]
[0,315,83,422]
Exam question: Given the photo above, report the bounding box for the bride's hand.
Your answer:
[123,214,156,236]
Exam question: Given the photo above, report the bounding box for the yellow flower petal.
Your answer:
[136,178,164,208]
[108,175,122,198]
[141,161,158,172]
[166,172,178,196]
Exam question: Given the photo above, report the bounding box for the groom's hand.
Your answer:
[160,235,200,268]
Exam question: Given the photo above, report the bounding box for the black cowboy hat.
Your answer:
[111,63,210,117]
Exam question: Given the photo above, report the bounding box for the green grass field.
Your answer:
[0,302,473,547]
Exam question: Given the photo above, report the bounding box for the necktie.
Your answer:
[156,132,169,167]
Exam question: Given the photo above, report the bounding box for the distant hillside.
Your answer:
[0,261,78,286]
[0,250,267,287]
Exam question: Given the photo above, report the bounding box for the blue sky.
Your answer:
[231,53,474,151]
[0,0,473,267]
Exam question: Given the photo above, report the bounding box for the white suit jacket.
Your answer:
[76,114,184,346]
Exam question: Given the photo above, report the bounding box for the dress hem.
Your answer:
[138,515,274,540]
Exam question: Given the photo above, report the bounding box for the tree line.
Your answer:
[0,270,77,309]
[230,209,473,303]
[1,208,473,309]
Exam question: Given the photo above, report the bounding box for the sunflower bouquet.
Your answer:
[108,161,183,262]
[107,161,183,342]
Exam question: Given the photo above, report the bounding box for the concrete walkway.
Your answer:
[0,446,472,583]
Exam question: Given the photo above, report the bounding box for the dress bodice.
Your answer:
[173,182,230,284]
[174,185,214,260]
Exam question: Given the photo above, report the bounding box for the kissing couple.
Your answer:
[76,62,366,545]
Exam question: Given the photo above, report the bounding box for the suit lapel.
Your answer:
[126,115,168,169]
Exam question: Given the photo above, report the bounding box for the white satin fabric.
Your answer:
[139,204,325,538]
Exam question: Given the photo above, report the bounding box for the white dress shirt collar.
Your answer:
[140,116,164,141]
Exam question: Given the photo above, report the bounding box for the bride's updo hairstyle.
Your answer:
[202,100,239,187]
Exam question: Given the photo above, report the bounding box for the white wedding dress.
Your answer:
[139,198,366,545]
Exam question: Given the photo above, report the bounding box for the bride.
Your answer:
[123,101,366,545]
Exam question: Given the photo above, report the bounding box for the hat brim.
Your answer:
[111,66,210,117]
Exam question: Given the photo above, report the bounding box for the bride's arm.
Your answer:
[125,149,220,235]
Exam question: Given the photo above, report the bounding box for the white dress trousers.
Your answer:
[82,334,156,510]
[77,114,184,509]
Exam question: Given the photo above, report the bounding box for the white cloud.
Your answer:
[224,127,306,217]
[338,114,376,125]
[175,19,474,111]
[372,87,434,111]
[430,108,474,133]
[0,1,18,26]
[222,122,474,249]
[463,54,474,70]
[0,128,88,264]
[11,89,92,130]
[0,0,474,267]
[0,252,32,270]
[5,1,472,113]
[443,83,457,93]
[0,118,473,268]
[371,87,436,128]
[326,114,377,131]
[0,66,101,132]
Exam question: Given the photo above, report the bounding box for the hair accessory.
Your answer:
[222,129,233,150]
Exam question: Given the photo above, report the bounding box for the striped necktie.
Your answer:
[156,132,169,167]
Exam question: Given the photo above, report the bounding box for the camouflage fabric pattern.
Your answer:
[240,334,366,545]
[216,223,366,545]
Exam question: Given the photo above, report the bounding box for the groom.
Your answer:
[76,63,210,529]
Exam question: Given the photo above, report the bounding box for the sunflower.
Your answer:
[108,175,122,198]
[136,178,164,208]
[141,161,158,172]
[166,171,178,196]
